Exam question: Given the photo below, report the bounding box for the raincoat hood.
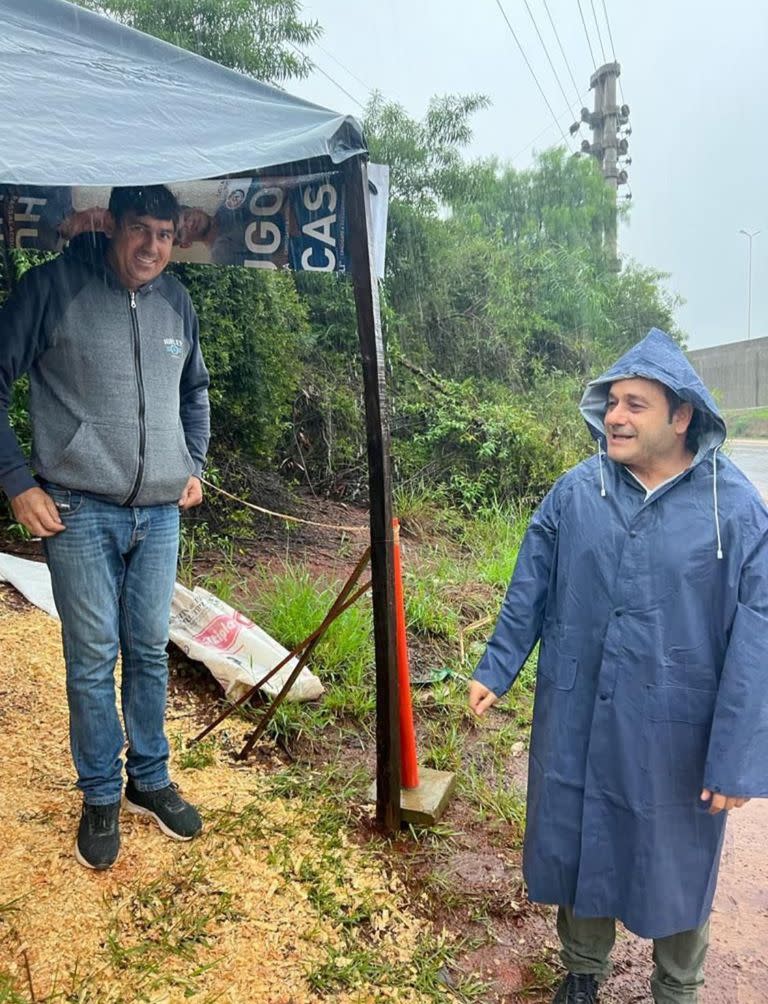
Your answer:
[579,328,726,458]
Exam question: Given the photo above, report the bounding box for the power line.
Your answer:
[542,0,583,108]
[510,90,591,163]
[576,0,597,71]
[600,0,626,104]
[522,0,578,117]
[289,42,365,110]
[313,41,374,96]
[590,0,608,63]
[494,0,572,149]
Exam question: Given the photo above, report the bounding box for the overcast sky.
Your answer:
[290,0,768,350]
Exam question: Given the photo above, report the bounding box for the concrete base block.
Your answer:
[367,767,456,827]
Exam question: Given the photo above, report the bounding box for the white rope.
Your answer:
[201,478,369,534]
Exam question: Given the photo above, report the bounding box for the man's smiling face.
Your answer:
[604,377,692,476]
[107,211,175,290]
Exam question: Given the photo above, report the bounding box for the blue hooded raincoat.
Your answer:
[474,329,768,939]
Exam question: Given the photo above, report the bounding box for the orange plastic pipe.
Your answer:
[392,519,419,789]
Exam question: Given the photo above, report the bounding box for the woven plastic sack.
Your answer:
[170,584,324,702]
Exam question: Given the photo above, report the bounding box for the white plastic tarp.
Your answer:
[0,551,60,618]
[0,0,366,187]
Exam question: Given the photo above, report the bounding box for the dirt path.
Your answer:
[704,440,768,1000]
[704,800,768,1001]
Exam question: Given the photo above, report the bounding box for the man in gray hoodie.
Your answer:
[0,184,210,869]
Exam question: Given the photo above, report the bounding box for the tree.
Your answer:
[170,264,309,460]
[453,150,616,261]
[72,0,321,82]
[364,91,490,213]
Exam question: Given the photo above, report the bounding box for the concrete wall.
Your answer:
[687,337,768,409]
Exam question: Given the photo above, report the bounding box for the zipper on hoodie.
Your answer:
[124,290,147,506]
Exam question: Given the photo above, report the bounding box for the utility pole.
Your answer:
[738,228,760,341]
[576,62,629,271]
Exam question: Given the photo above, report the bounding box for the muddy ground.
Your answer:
[1,480,766,1003]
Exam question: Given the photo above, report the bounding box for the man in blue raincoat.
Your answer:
[469,329,768,1004]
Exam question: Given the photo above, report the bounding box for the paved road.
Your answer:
[727,439,768,496]
[705,439,768,1003]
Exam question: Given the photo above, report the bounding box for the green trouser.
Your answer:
[557,907,710,1003]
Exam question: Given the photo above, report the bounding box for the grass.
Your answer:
[460,764,527,832]
[261,760,372,822]
[485,720,526,763]
[518,955,562,997]
[193,495,536,806]
[164,493,539,995]
[305,929,490,1001]
[404,568,461,639]
[464,500,529,589]
[105,860,236,986]
[173,733,220,770]
[0,488,543,1003]
[393,482,465,539]
[0,975,28,1004]
[724,406,768,439]
[421,716,468,773]
[249,566,373,686]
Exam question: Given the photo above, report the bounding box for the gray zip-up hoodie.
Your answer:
[0,233,210,506]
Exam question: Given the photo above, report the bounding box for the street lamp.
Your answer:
[738,228,760,340]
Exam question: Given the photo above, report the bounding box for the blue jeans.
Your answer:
[43,486,179,805]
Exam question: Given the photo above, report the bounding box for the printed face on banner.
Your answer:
[0,175,350,275]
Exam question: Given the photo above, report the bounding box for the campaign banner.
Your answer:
[0,171,367,275]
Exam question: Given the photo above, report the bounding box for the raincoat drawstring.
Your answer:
[597,440,607,497]
[713,445,723,559]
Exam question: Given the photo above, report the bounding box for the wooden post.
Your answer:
[343,154,401,832]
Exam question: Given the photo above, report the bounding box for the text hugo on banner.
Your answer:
[0,173,350,274]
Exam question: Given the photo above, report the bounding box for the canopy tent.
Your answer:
[0,0,401,828]
[0,0,364,186]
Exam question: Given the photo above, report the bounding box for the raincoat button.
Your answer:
[600,692,609,701]
[629,530,637,538]
[615,609,624,617]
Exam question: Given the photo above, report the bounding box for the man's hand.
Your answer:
[178,475,203,510]
[469,680,499,717]
[58,207,111,240]
[700,789,751,814]
[10,487,66,537]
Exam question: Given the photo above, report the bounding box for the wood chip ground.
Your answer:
[0,589,445,1003]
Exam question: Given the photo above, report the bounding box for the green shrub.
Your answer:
[394,377,584,510]
[171,263,309,462]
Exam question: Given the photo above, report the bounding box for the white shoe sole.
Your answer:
[74,839,119,870]
[124,797,198,841]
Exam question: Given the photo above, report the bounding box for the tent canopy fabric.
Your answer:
[0,0,366,187]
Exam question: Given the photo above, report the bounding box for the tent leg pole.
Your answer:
[343,155,401,833]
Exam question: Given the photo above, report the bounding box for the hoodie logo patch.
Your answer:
[163,338,183,358]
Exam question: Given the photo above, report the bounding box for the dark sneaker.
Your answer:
[75,800,121,870]
[552,973,599,1004]
[124,780,202,841]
